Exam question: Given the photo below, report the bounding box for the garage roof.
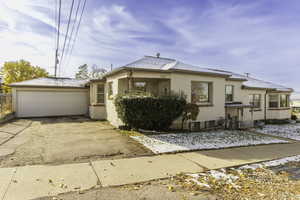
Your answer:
[9,77,88,88]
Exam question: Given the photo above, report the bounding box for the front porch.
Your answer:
[225,102,254,129]
[118,77,171,96]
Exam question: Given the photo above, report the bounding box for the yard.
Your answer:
[0,117,152,167]
[130,130,289,154]
[254,123,300,141]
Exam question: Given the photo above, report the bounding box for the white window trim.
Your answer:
[225,85,234,102]
[191,81,213,105]
[96,83,105,104]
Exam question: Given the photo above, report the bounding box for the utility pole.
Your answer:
[110,64,113,71]
[55,0,62,77]
[54,49,58,77]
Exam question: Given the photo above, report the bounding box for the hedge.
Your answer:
[115,93,186,131]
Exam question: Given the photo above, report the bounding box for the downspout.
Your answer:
[264,90,267,123]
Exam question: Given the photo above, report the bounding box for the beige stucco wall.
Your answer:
[242,89,266,121]
[105,75,124,127]
[89,81,107,120]
[90,70,293,127]
[89,105,106,119]
[170,73,227,122]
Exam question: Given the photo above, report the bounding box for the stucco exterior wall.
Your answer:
[242,89,266,121]
[224,80,244,102]
[170,73,226,122]
[106,75,124,127]
[90,70,292,127]
[89,81,107,120]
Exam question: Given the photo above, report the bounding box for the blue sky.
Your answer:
[0,0,299,91]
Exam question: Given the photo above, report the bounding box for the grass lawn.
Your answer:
[130,130,288,154]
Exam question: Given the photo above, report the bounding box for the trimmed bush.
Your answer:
[115,93,186,131]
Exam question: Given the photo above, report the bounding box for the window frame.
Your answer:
[96,83,105,104]
[225,85,234,102]
[249,94,261,109]
[191,81,212,105]
[280,94,290,108]
[133,81,147,92]
[269,94,279,108]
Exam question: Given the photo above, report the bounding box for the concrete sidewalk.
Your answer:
[1,142,300,200]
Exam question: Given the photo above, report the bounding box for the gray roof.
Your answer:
[123,56,292,92]
[124,56,230,76]
[227,72,292,92]
[9,77,88,88]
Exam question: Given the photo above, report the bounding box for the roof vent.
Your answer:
[156,53,160,58]
[245,72,250,77]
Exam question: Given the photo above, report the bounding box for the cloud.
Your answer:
[0,0,299,91]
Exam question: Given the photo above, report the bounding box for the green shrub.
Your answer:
[115,92,186,131]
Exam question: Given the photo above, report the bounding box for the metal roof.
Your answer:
[9,77,88,88]
[124,56,230,76]
[122,56,293,92]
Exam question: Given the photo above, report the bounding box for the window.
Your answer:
[108,82,113,97]
[134,81,147,92]
[225,85,234,102]
[249,94,261,108]
[280,94,290,108]
[96,84,105,104]
[191,82,212,104]
[269,94,279,108]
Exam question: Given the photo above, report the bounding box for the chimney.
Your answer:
[156,53,160,58]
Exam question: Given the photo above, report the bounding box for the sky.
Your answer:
[0,0,299,91]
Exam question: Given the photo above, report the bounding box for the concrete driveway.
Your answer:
[0,116,152,167]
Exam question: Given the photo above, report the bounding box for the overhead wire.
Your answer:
[58,0,75,76]
[64,0,87,71]
[61,0,82,70]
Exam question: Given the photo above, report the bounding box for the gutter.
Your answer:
[8,85,88,89]
[103,66,231,79]
[264,92,267,122]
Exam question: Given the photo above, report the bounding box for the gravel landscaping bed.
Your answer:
[130,130,288,154]
[254,123,300,141]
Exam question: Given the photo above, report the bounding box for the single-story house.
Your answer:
[9,55,293,129]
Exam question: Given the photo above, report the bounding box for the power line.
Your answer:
[59,0,75,74]
[54,0,61,77]
[65,0,87,71]
[61,0,82,69]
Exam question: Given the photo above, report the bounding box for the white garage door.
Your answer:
[16,90,88,117]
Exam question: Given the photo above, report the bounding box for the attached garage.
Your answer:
[10,77,89,118]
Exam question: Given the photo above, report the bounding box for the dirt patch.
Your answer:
[0,117,152,167]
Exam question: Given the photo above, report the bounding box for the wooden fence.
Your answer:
[0,94,12,118]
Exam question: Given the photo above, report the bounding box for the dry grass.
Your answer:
[174,167,300,200]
